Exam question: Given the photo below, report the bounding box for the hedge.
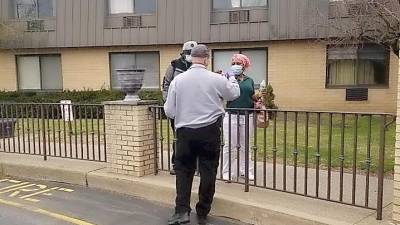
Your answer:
[0,89,163,105]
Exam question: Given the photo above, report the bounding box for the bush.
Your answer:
[264,84,277,110]
[0,89,163,104]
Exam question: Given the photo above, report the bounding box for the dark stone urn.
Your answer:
[116,68,146,102]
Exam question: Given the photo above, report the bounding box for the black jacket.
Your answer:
[162,56,192,101]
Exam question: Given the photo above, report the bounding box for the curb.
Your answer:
[1,162,89,186]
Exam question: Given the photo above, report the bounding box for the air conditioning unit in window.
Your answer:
[229,10,250,23]
[346,88,368,101]
[122,16,142,28]
[27,20,44,31]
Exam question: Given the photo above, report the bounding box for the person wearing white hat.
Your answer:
[162,40,198,175]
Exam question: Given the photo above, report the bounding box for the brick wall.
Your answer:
[61,48,110,90]
[210,40,398,113]
[0,50,17,91]
[268,41,398,113]
[104,103,155,177]
[0,41,397,114]
[61,45,181,91]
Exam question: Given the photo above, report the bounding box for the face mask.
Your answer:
[185,55,192,62]
[231,65,243,75]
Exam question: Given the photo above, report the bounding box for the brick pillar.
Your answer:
[104,100,157,177]
[394,53,400,223]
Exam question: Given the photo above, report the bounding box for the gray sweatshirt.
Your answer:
[164,64,240,129]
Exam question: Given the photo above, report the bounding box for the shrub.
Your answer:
[0,89,162,104]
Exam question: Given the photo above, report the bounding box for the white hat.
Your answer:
[182,41,198,51]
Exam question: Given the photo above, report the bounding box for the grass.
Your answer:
[5,118,104,141]
[158,112,396,174]
[253,113,395,174]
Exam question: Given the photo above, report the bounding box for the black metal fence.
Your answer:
[149,106,395,220]
[0,103,106,162]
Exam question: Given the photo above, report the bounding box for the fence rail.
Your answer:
[0,103,107,162]
[149,106,395,220]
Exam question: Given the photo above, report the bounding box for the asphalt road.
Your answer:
[0,178,246,225]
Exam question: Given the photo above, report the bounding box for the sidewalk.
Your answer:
[0,153,394,225]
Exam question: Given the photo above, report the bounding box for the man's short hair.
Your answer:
[190,44,210,58]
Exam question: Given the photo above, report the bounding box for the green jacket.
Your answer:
[227,75,255,110]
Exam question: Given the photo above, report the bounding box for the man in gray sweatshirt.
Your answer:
[164,44,240,225]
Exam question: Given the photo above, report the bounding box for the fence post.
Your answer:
[41,104,47,161]
[377,115,386,220]
[104,100,157,177]
[244,111,250,192]
[152,107,158,175]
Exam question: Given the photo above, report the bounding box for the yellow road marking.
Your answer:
[34,209,95,225]
[20,187,59,199]
[0,184,35,193]
[59,188,74,193]
[0,197,95,225]
[0,182,29,191]
[25,198,40,203]
[0,198,22,207]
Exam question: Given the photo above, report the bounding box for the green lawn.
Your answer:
[10,118,104,139]
[253,113,395,174]
[158,112,396,174]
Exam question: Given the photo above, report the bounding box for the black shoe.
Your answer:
[167,212,190,225]
[170,169,176,175]
[197,215,208,225]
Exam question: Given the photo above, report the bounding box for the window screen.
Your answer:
[212,49,268,86]
[17,55,62,90]
[110,52,160,89]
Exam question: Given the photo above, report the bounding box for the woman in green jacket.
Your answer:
[222,54,258,181]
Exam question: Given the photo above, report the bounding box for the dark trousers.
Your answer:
[170,119,176,169]
[175,119,221,216]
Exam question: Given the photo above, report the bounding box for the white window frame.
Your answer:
[212,0,268,10]
[108,0,157,15]
[109,52,160,90]
[14,0,56,19]
[17,54,63,91]
[326,44,389,88]
[212,48,268,87]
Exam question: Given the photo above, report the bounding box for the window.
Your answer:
[326,45,389,87]
[12,0,55,19]
[110,52,160,89]
[17,55,62,91]
[213,0,267,10]
[212,49,267,86]
[108,0,156,14]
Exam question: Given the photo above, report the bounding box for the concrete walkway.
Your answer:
[0,153,394,225]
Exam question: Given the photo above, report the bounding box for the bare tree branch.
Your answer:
[322,0,400,56]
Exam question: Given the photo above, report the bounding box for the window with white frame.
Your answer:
[326,44,389,87]
[17,55,62,91]
[213,49,267,86]
[110,52,160,89]
[213,0,267,10]
[108,0,156,14]
[12,0,55,19]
